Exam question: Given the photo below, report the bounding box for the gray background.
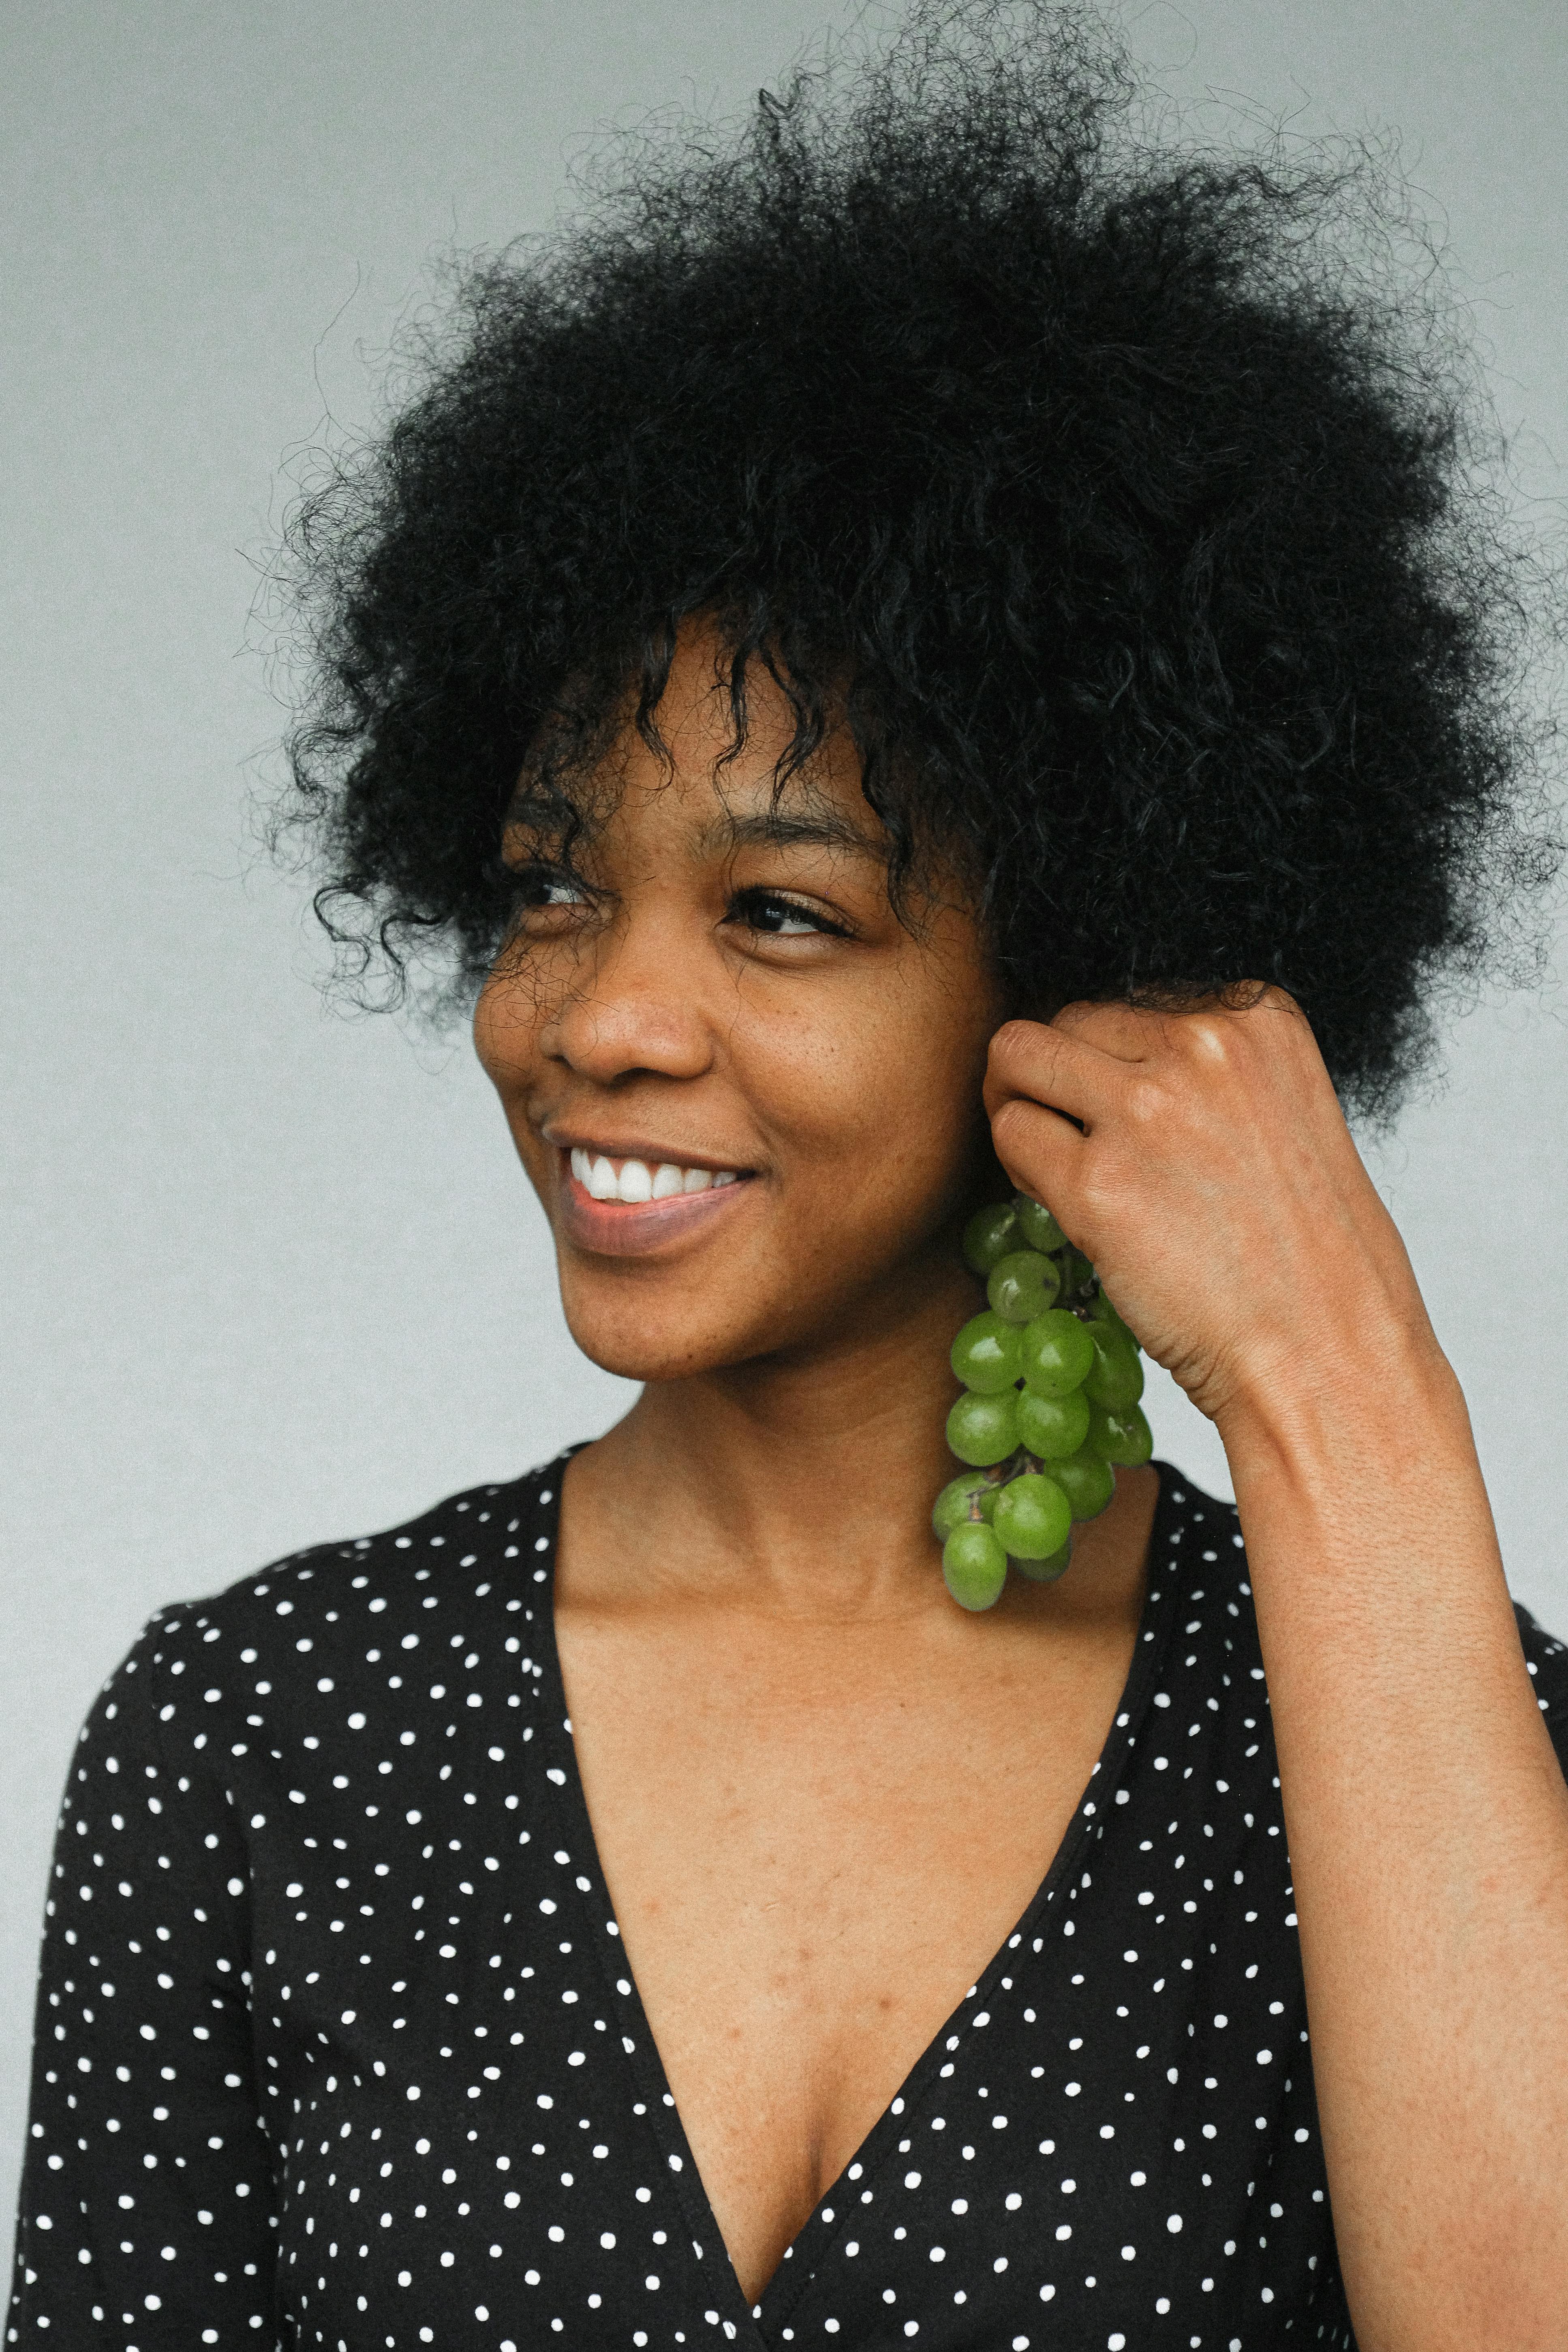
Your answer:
[4,0,1565,2263]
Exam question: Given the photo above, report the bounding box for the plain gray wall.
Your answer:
[4,0,1566,2268]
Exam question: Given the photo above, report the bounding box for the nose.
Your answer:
[537,913,714,1085]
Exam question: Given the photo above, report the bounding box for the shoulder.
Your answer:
[1142,1461,1270,1733]
[178,1453,565,1629]
[1514,1600,1568,1769]
[1147,1462,1252,1633]
[95,1457,571,1742]
[1149,1476,1568,1783]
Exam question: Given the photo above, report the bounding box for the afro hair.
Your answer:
[278,0,1559,1116]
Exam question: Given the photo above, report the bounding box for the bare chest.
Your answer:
[554,1602,1138,2301]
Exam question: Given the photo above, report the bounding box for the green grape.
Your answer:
[992,1471,1072,1561]
[1012,1534,1074,1584]
[946,1387,1021,1467]
[1057,1244,1095,1301]
[1019,1308,1096,1396]
[1087,1403,1154,1467]
[962,1200,1021,1276]
[1016,1383,1091,1461]
[1083,1320,1144,1409]
[943,1522,1009,1611]
[950,1311,1025,1394]
[1013,1194,1069,1254]
[1050,1446,1117,1520]
[986,1249,1062,1326]
[935,1194,1155,1607]
[931,1470,1003,1542]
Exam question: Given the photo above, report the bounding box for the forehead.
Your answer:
[506,628,888,862]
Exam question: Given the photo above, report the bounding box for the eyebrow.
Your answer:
[695,805,885,860]
[502,794,885,862]
[501,794,578,837]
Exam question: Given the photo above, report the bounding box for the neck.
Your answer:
[565,1243,987,1619]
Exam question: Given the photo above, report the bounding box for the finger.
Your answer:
[983,1016,1134,1130]
[987,1091,1089,1224]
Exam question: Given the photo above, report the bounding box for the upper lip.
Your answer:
[545,1128,754,1173]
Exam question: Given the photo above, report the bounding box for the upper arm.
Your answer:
[6,1610,280,2348]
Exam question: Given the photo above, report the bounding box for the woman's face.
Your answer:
[473,625,1011,1382]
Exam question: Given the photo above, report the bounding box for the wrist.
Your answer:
[1212,1307,1468,1493]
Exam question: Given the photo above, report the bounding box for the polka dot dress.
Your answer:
[9,1458,1568,2350]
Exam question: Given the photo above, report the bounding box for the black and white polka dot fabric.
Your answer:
[10,1457,1568,2350]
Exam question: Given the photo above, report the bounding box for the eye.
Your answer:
[503,862,590,913]
[728,888,848,939]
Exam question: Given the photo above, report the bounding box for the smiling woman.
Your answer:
[9,4,1568,2350]
[475,630,1007,1381]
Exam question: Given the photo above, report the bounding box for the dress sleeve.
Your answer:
[6,1606,279,2348]
[1515,1601,1568,1781]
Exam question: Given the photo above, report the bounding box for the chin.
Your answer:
[558,1300,754,1384]
[569,1335,700,1382]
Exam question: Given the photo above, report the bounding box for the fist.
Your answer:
[981,990,1438,1434]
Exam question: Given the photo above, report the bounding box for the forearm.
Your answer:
[982,991,1568,2337]
[1221,1334,1568,2352]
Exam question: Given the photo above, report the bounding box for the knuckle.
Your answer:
[1124,1074,1169,1130]
[1247,979,1296,1016]
[1048,998,1097,1033]
[1184,1015,1233,1068]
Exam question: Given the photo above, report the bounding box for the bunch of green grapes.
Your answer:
[933,1195,1153,1610]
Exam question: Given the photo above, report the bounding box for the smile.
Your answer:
[567,1146,746,1204]
[556,1145,759,1257]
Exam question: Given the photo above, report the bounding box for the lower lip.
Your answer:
[556,1164,759,1258]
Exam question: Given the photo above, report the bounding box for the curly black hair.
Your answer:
[278,0,1558,1115]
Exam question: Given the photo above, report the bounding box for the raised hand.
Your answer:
[982,988,1441,1443]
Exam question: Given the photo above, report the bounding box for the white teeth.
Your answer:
[569,1147,742,1202]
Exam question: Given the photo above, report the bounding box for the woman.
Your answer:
[9,6,1568,2347]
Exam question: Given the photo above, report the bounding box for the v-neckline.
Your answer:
[529,1453,1185,2341]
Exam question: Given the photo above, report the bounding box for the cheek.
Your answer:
[472,970,538,1095]
[764,965,997,1210]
